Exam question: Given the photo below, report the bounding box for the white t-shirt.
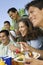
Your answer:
[9,31,16,42]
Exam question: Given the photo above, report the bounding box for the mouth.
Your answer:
[2,39,5,42]
[30,17,36,22]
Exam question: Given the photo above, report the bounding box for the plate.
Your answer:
[32,52,40,59]
[14,55,25,62]
[14,52,40,62]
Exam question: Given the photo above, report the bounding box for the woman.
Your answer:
[18,18,43,50]
[9,18,43,54]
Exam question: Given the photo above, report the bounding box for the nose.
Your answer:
[11,16,13,19]
[29,14,32,21]
[10,15,13,19]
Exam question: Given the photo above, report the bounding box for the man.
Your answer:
[25,0,43,28]
[0,30,12,57]
[7,7,20,35]
[3,21,16,42]
[3,21,11,31]
[22,0,43,65]
[25,0,43,57]
[0,30,20,57]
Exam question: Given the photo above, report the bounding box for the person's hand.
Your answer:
[17,42,29,51]
[15,29,20,35]
[8,44,20,52]
[24,58,43,65]
[8,44,16,52]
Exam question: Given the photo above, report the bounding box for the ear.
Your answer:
[15,11,18,15]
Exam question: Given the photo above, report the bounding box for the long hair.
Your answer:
[18,18,43,41]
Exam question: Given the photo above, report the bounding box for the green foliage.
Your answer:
[19,8,26,16]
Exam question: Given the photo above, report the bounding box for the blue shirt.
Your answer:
[27,36,43,49]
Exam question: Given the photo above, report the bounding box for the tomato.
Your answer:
[15,49,20,54]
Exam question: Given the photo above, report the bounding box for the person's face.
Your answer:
[28,6,43,27]
[19,21,28,37]
[0,32,9,44]
[8,11,17,20]
[4,23,10,31]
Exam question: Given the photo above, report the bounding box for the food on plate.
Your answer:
[28,51,33,57]
[14,51,40,62]
[17,58,23,61]
[14,55,25,61]
[15,49,20,54]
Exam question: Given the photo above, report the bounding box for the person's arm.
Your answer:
[27,45,43,59]
[24,58,43,65]
[19,42,43,59]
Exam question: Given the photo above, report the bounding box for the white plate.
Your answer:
[32,52,40,59]
[14,55,25,62]
[14,59,24,62]
[14,52,40,62]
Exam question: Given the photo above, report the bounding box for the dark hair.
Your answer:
[18,18,33,30]
[4,21,10,26]
[18,18,43,40]
[0,30,9,36]
[7,7,17,13]
[25,0,43,10]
